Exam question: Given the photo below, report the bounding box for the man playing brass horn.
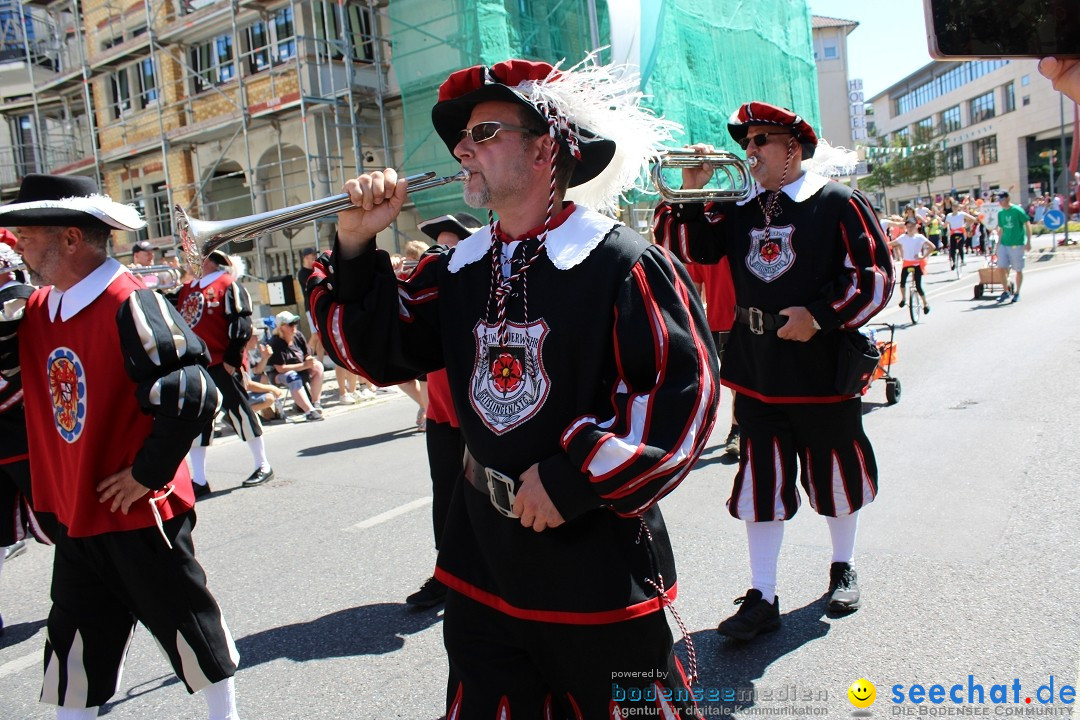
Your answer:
[654,101,894,641]
[308,58,716,718]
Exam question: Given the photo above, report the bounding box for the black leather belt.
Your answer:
[463,449,519,518]
[734,305,788,335]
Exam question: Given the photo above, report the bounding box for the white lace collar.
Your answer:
[447,205,620,273]
[736,171,831,206]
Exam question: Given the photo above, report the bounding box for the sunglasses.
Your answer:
[737,131,794,151]
[458,121,536,144]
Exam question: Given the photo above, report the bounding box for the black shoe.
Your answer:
[406,576,447,608]
[827,562,861,612]
[898,299,905,308]
[242,467,275,487]
[723,426,741,457]
[716,589,780,640]
[192,482,212,499]
[4,539,27,560]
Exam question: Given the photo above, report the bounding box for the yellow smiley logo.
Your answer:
[848,678,876,708]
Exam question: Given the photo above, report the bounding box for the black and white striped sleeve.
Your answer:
[118,289,221,490]
[0,284,33,380]
[540,244,720,520]
[222,279,253,368]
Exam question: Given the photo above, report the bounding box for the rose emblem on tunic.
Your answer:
[491,352,523,394]
[760,241,780,263]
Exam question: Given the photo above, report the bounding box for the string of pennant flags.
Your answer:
[858,124,995,160]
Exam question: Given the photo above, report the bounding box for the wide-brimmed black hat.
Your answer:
[206,249,232,266]
[0,174,145,231]
[431,59,616,187]
[417,212,482,242]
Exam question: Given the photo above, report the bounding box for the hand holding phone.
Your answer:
[924,0,1080,59]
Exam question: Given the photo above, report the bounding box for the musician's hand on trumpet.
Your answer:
[338,169,410,259]
[679,143,718,192]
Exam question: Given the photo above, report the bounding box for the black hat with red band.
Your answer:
[431,59,616,188]
[728,101,819,160]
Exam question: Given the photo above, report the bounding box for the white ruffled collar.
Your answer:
[736,171,830,206]
[447,205,620,273]
[48,258,126,322]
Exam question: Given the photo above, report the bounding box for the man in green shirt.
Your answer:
[994,191,1032,303]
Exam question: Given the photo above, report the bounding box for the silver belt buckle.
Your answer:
[749,307,765,335]
[485,467,519,518]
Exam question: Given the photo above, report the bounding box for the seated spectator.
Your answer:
[243,334,287,420]
[268,311,324,421]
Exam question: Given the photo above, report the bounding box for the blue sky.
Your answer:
[806,0,934,98]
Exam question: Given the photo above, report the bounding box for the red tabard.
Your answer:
[425,369,459,427]
[176,273,233,366]
[20,274,194,537]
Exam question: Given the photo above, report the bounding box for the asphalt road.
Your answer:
[2,243,1078,719]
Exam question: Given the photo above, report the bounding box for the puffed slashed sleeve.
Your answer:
[222,279,253,368]
[0,284,34,380]
[652,200,730,265]
[118,289,221,490]
[808,189,895,331]
[539,244,720,521]
[309,241,444,385]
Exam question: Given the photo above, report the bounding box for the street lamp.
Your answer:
[1039,149,1057,200]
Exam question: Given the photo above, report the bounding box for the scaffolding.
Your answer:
[0,0,390,298]
[2,0,821,289]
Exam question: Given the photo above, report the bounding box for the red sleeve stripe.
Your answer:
[0,389,23,413]
[586,256,717,504]
[328,303,368,377]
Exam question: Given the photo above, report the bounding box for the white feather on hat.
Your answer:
[517,52,682,216]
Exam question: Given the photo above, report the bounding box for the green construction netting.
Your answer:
[389,0,818,218]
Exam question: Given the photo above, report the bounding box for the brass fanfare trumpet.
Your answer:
[127,264,184,290]
[1,260,182,289]
[175,170,470,268]
[651,148,753,203]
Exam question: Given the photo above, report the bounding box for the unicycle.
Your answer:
[908,287,924,324]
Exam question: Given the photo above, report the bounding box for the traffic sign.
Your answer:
[1044,209,1066,231]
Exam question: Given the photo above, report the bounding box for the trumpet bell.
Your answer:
[176,170,470,272]
[652,149,753,203]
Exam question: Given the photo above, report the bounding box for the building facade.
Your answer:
[811,14,859,151]
[866,59,1075,213]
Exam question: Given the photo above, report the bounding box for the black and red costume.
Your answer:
[0,279,50,548]
[654,172,893,520]
[312,202,718,717]
[12,259,237,709]
[177,269,262,444]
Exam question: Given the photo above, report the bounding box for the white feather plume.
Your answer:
[514,52,682,216]
[226,254,247,279]
[802,139,860,178]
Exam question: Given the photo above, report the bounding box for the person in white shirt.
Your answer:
[888,218,936,314]
[945,207,977,270]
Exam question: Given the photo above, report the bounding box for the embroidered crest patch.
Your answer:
[745,224,796,283]
[47,347,85,443]
[179,291,205,327]
[469,319,550,435]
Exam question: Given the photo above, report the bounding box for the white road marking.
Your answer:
[0,649,41,679]
[349,496,432,530]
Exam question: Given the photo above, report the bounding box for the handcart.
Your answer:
[972,255,1015,299]
[862,322,900,405]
